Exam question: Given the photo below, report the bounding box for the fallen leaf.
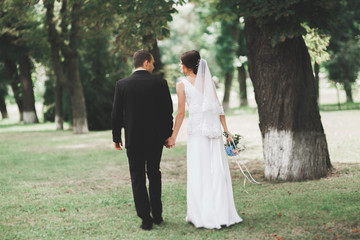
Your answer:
[277,237,283,240]
[59,208,66,212]
[75,208,79,212]
[353,228,358,233]
[278,212,282,217]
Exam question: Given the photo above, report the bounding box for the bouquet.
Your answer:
[223,132,260,190]
[223,132,245,157]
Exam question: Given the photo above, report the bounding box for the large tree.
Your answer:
[0,0,41,123]
[44,0,89,133]
[218,0,339,181]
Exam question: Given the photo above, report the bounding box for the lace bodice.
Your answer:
[182,79,224,137]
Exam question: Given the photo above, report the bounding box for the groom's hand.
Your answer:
[114,141,123,150]
[165,137,175,149]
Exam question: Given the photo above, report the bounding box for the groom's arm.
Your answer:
[112,81,124,148]
[162,79,173,139]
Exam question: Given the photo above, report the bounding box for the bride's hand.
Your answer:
[166,136,176,148]
[225,131,235,143]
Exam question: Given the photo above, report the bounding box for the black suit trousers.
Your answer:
[126,142,164,222]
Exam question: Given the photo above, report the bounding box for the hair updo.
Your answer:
[181,50,201,74]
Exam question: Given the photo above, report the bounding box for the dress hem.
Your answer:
[185,216,243,229]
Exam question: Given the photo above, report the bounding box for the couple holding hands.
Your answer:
[112,49,242,230]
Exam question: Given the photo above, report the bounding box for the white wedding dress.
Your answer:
[182,77,243,229]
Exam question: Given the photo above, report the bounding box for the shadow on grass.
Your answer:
[319,102,360,111]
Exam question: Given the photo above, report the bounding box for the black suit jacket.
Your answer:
[112,70,173,148]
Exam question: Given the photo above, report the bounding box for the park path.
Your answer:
[171,92,360,164]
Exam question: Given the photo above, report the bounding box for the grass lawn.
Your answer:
[0,111,359,240]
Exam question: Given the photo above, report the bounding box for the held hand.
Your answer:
[165,136,176,149]
[114,140,123,150]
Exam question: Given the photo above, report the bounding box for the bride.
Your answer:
[166,50,243,229]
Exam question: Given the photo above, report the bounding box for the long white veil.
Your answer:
[194,59,224,138]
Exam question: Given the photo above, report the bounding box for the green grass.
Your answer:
[0,119,360,239]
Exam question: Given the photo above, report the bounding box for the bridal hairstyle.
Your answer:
[181,50,201,74]
[133,49,152,68]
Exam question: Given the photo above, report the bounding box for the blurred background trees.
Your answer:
[1,0,180,131]
[325,0,360,103]
[0,0,359,135]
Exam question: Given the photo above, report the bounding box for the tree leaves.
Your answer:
[112,0,184,55]
[217,0,341,46]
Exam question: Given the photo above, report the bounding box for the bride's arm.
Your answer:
[167,82,186,148]
[220,114,234,140]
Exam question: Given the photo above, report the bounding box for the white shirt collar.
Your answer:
[134,68,147,72]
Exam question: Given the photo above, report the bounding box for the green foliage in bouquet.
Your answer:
[223,132,245,156]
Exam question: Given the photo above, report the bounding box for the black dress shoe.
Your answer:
[153,217,163,225]
[140,221,153,230]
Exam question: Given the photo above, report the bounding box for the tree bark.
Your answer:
[45,0,88,133]
[18,55,39,124]
[66,2,88,133]
[238,65,248,107]
[222,71,233,112]
[245,19,331,181]
[343,80,353,103]
[4,60,23,121]
[0,91,8,119]
[314,62,320,103]
[66,55,88,134]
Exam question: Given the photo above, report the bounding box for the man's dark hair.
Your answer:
[133,50,153,68]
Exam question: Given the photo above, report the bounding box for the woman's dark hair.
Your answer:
[133,50,153,68]
[181,50,201,74]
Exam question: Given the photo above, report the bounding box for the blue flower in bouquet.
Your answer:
[225,145,237,156]
[223,132,246,157]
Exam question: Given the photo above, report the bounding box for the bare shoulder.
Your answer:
[176,81,185,91]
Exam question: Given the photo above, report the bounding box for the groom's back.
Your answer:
[117,71,173,147]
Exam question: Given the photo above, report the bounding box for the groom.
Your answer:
[112,50,173,230]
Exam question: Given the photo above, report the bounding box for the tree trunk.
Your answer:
[245,19,331,181]
[222,71,233,112]
[314,62,320,102]
[55,82,63,130]
[67,2,88,133]
[18,56,39,124]
[343,80,353,103]
[0,91,8,119]
[149,39,164,78]
[66,56,88,134]
[238,65,248,107]
[45,0,88,133]
[4,60,23,121]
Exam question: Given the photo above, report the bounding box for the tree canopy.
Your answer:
[217,0,340,46]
